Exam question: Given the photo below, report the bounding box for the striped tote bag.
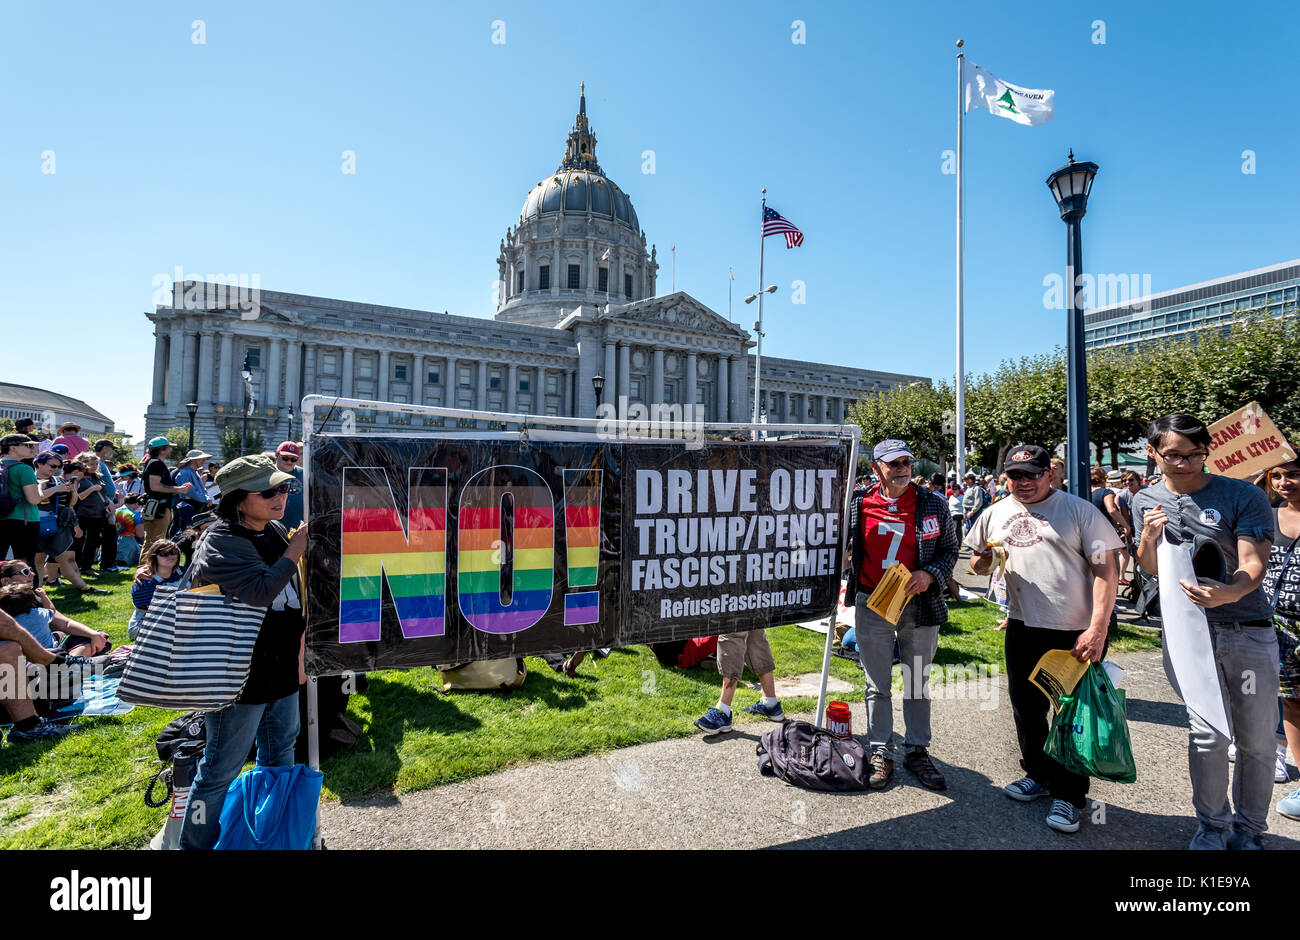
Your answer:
[118,575,266,711]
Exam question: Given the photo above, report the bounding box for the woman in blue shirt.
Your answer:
[128,539,184,639]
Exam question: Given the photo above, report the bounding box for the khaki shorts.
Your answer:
[716,630,775,680]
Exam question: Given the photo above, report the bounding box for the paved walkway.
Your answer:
[319,646,1300,850]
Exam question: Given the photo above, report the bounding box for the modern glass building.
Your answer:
[1084,258,1300,351]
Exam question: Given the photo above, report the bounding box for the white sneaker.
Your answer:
[1276,744,1291,784]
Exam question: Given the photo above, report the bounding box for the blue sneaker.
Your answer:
[1003,776,1049,801]
[742,699,786,722]
[694,707,732,735]
[1045,799,1080,833]
[1279,788,1300,821]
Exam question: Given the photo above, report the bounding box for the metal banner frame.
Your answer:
[297,394,858,847]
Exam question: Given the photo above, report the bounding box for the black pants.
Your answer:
[1004,618,1111,808]
[75,516,111,570]
[0,519,38,567]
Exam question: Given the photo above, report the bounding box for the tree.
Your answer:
[219,425,264,461]
[965,352,1067,472]
[848,380,955,465]
[162,426,207,456]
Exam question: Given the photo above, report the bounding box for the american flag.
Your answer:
[762,206,804,248]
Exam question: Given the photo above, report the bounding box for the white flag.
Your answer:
[600,248,611,262]
[964,63,1054,126]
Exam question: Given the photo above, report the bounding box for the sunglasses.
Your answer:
[278,456,299,463]
[1005,470,1045,481]
[156,550,179,558]
[254,483,291,499]
[10,567,34,577]
[883,457,912,469]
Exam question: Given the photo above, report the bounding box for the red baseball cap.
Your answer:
[275,441,302,457]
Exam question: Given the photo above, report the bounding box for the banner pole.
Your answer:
[303,396,323,850]
[815,427,859,728]
[752,190,767,430]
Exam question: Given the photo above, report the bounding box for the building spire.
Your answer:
[561,82,600,172]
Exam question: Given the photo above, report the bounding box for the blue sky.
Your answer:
[2,1,1297,438]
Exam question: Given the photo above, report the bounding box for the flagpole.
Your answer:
[728,266,733,320]
[752,190,767,425]
[671,246,676,292]
[955,40,967,482]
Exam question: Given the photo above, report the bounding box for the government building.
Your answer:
[1084,258,1300,351]
[143,89,924,444]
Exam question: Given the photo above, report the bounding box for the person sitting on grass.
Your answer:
[115,494,144,567]
[129,539,184,640]
[0,581,109,658]
[0,606,94,744]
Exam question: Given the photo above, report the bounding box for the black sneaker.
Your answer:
[7,720,77,743]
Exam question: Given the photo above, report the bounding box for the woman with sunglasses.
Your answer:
[128,539,184,639]
[31,454,105,595]
[178,454,309,850]
[1260,459,1300,821]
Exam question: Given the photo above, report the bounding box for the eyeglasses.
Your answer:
[883,457,912,469]
[1005,470,1045,481]
[1157,450,1208,466]
[156,550,179,558]
[278,456,299,464]
[255,483,291,499]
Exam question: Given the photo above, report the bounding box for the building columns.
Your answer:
[717,356,729,422]
[602,342,616,406]
[265,339,281,409]
[196,332,214,406]
[152,331,168,405]
[285,340,302,412]
[506,363,518,413]
[652,349,664,405]
[685,352,697,413]
[617,343,630,403]
[166,322,185,407]
[342,347,354,398]
[217,333,234,405]
[412,353,424,405]
[378,349,390,403]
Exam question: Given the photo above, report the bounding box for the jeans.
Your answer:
[179,691,300,850]
[854,595,939,756]
[1163,622,1280,836]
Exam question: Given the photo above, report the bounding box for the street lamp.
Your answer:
[591,374,605,416]
[746,284,778,425]
[185,402,198,454]
[240,353,253,456]
[1046,150,1099,499]
[286,403,295,443]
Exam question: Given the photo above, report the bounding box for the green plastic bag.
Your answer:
[1044,662,1137,783]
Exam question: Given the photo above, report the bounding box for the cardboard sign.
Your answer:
[865,562,912,625]
[304,434,852,676]
[1206,402,1296,480]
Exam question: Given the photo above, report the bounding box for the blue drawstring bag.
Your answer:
[214,764,324,850]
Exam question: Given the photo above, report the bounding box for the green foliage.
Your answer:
[218,425,264,461]
[162,426,206,456]
[0,417,13,434]
[848,380,954,465]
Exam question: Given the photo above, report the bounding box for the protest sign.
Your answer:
[304,434,852,676]
[1205,402,1295,479]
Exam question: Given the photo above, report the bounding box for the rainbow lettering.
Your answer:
[562,468,602,625]
[457,465,555,635]
[339,467,447,643]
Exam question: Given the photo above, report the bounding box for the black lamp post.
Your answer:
[591,374,605,417]
[240,353,253,456]
[1046,151,1099,499]
[185,402,198,454]
[286,403,294,443]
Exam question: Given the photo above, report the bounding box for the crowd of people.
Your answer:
[699,414,1298,848]
[0,425,307,746]
[4,410,1298,850]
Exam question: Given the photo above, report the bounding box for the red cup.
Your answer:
[826,701,852,739]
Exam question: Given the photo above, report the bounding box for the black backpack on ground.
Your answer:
[145,711,207,807]
[756,720,871,792]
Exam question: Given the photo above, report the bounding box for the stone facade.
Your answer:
[142,89,924,443]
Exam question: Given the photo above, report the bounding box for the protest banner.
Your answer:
[1205,401,1296,480]
[304,433,853,676]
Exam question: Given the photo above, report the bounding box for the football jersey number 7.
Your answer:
[878,522,904,568]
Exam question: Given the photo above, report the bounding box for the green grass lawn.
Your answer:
[0,579,1158,848]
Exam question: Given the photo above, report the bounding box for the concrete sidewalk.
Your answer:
[319,647,1300,850]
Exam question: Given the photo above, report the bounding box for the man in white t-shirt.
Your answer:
[965,443,1122,835]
